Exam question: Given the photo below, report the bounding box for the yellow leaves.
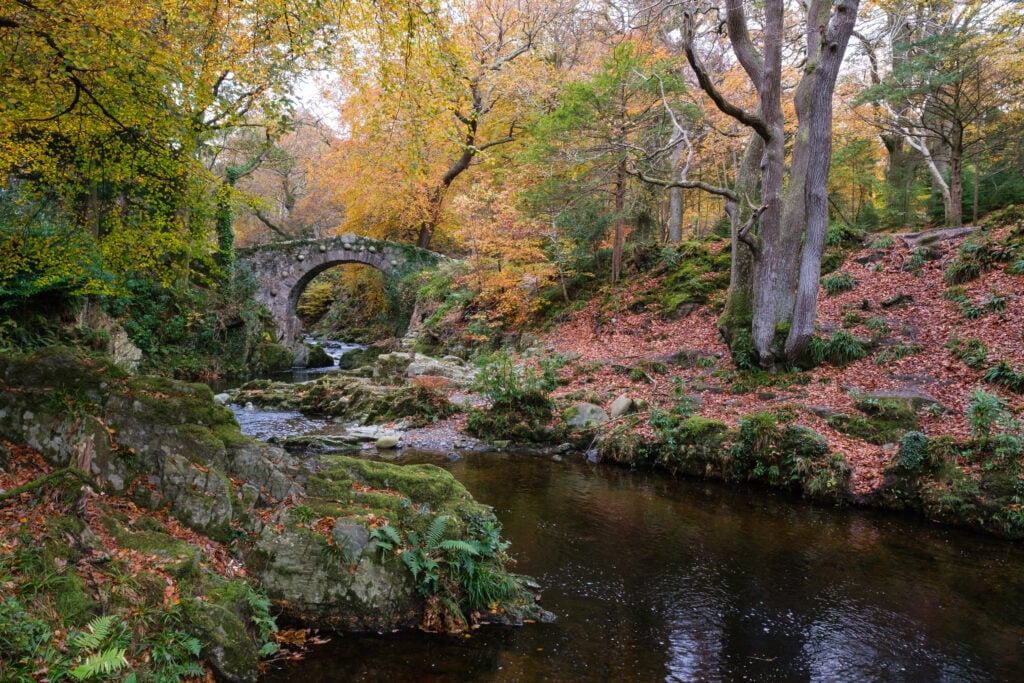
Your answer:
[444,179,558,331]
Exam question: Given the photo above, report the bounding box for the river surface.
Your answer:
[232,350,1024,682]
[249,447,1024,681]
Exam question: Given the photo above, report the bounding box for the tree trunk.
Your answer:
[882,135,917,227]
[689,0,860,369]
[948,130,964,227]
[749,0,787,364]
[612,159,627,284]
[667,142,685,243]
[719,132,763,350]
[786,0,860,360]
[972,158,979,224]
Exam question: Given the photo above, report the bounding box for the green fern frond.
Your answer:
[71,615,116,652]
[425,515,449,548]
[373,524,402,546]
[402,550,423,579]
[246,586,272,613]
[182,635,202,657]
[438,539,480,556]
[70,646,128,680]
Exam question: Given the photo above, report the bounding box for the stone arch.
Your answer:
[237,234,442,357]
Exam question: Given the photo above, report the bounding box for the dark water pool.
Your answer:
[262,451,1024,682]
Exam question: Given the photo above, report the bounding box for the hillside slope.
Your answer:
[541,217,1024,500]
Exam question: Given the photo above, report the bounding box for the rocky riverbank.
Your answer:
[0,348,548,681]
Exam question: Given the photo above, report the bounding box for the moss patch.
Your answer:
[630,242,731,320]
[829,396,920,445]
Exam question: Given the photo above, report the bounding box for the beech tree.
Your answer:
[675,0,860,367]
[331,0,547,249]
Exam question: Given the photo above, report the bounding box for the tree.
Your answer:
[330,0,547,249]
[231,115,343,245]
[678,0,861,366]
[528,41,690,282]
[0,0,339,298]
[857,2,1022,227]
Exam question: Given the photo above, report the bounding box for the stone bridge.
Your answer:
[237,234,444,357]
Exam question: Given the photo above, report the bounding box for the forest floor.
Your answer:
[535,225,1024,496]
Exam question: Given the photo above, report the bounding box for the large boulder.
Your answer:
[248,510,421,631]
[372,352,477,388]
[609,395,635,419]
[0,348,302,542]
[563,402,610,429]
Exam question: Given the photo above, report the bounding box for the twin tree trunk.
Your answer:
[697,0,859,368]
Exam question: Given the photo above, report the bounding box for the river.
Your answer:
[248,450,1024,681]
[230,351,1024,682]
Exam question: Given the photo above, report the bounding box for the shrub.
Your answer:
[984,360,1024,394]
[467,349,554,441]
[947,336,989,369]
[874,343,923,366]
[472,350,547,411]
[841,311,863,328]
[808,330,868,366]
[908,245,939,265]
[897,431,930,472]
[942,238,1015,285]
[864,317,891,337]
[821,271,856,295]
[826,221,864,247]
[967,389,1011,441]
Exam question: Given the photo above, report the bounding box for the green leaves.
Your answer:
[70,647,129,680]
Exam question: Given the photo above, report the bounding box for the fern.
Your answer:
[438,539,480,556]
[370,524,401,549]
[424,515,449,549]
[70,615,116,652]
[70,646,128,680]
[181,635,201,658]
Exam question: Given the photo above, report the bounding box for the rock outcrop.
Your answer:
[0,347,544,680]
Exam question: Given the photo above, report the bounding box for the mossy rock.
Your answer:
[0,346,128,400]
[730,411,845,496]
[820,245,848,274]
[318,455,473,511]
[654,417,731,474]
[631,246,731,319]
[52,573,96,625]
[338,346,384,370]
[466,408,557,443]
[306,344,334,368]
[181,597,260,683]
[234,379,304,410]
[362,384,457,427]
[251,342,294,373]
[115,376,236,428]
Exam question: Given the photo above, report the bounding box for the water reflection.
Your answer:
[262,452,1024,682]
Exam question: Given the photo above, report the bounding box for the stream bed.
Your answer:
[252,445,1024,682]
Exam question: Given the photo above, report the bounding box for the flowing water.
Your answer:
[254,448,1024,682]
